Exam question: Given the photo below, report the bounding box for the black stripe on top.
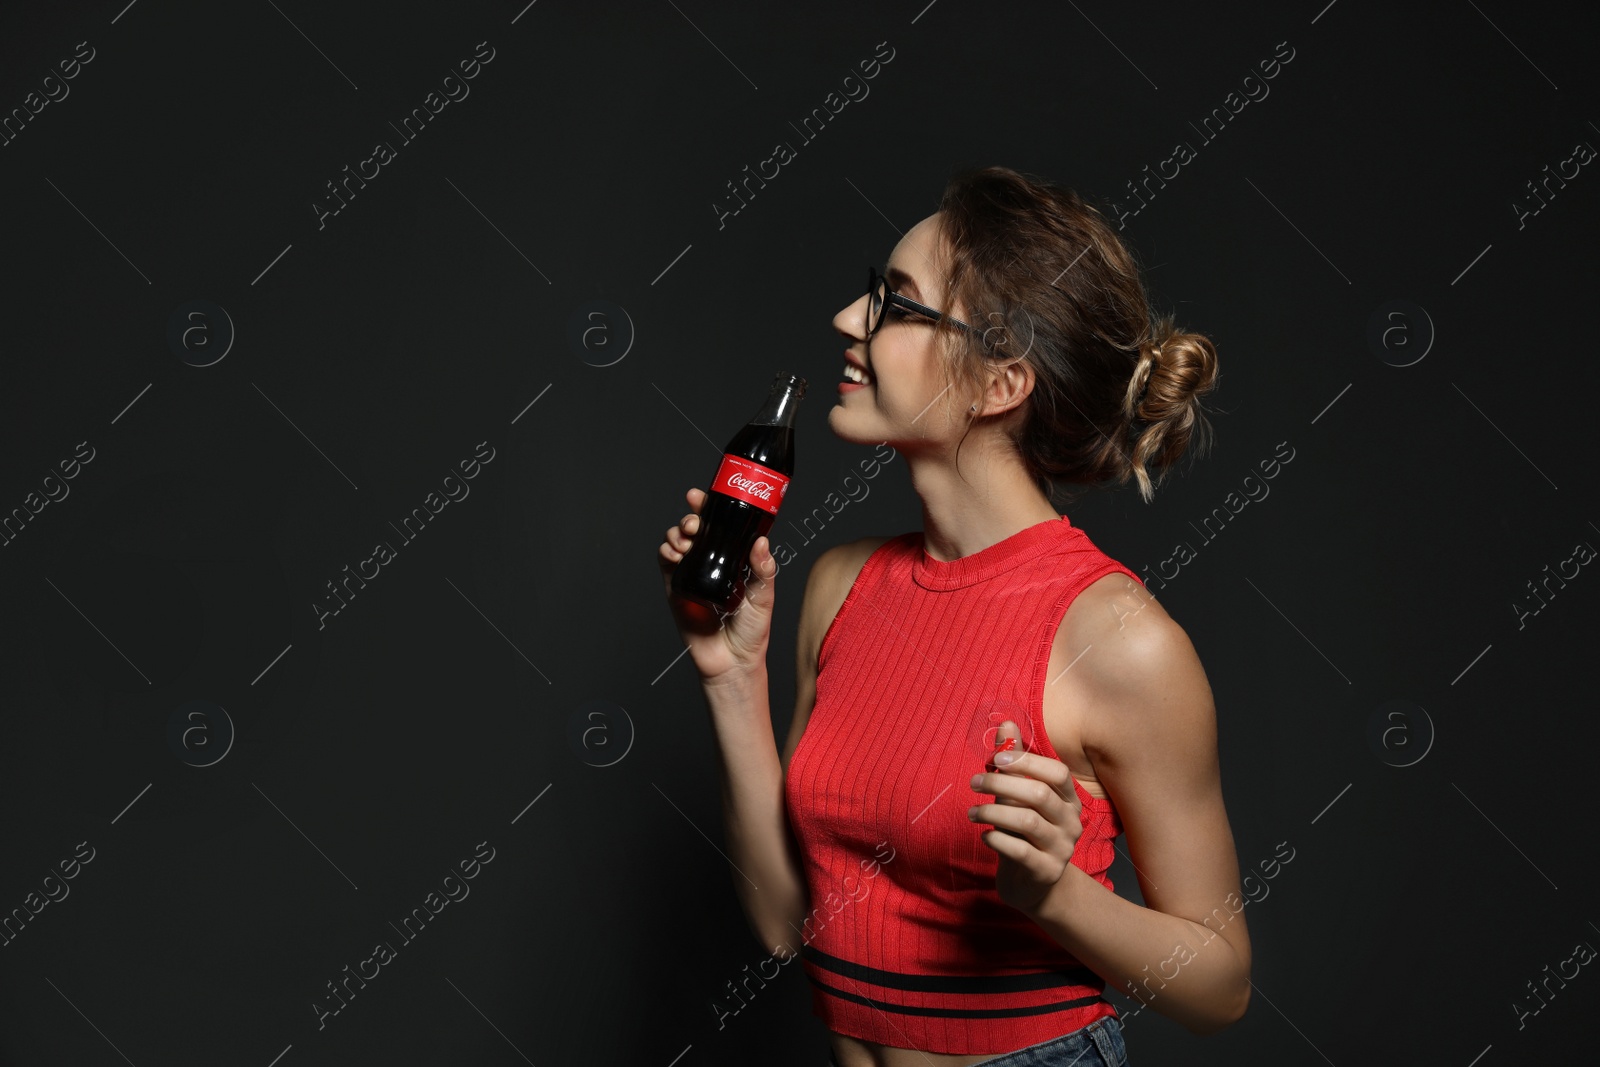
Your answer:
[800,944,1104,995]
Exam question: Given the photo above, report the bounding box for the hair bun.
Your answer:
[1117,322,1222,499]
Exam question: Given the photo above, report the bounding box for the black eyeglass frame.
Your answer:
[866,265,982,342]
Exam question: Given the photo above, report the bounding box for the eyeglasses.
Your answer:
[866,265,981,342]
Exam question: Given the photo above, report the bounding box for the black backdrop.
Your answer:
[2,1,1597,1064]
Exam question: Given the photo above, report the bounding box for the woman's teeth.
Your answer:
[844,364,871,384]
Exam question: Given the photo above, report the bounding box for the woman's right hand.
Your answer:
[659,487,778,686]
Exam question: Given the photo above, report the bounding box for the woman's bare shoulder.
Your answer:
[1066,571,1175,643]
[795,537,899,664]
[810,536,897,613]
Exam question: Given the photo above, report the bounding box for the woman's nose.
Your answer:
[835,298,868,338]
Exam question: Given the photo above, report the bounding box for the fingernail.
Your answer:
[994,751,1017,765]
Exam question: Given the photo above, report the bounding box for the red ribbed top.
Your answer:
[783,515,1142,1055]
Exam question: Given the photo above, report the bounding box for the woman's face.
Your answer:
[829,213,970,446]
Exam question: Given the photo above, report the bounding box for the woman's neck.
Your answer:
[906,441,1062,562]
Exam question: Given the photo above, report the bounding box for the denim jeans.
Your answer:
[828,1015,1127,1067]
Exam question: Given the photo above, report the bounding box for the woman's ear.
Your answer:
[984,358,1035,417]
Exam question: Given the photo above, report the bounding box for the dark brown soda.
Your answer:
[672,375,805,617]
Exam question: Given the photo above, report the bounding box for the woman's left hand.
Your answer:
[968,719,1083,914]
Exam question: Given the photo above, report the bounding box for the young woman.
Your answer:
[660,166,1248,1066]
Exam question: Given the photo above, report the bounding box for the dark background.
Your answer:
[2,1,1596,1064]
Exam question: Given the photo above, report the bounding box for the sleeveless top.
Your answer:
[783,515,1143,1055]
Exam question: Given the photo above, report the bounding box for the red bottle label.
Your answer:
[712,454,790,515]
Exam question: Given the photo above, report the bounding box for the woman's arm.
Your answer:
[702,664,813,957]
[1012,609,1252,1034]
[703,541,860,958]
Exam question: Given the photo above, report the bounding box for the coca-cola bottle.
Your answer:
[672,373,807,616]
